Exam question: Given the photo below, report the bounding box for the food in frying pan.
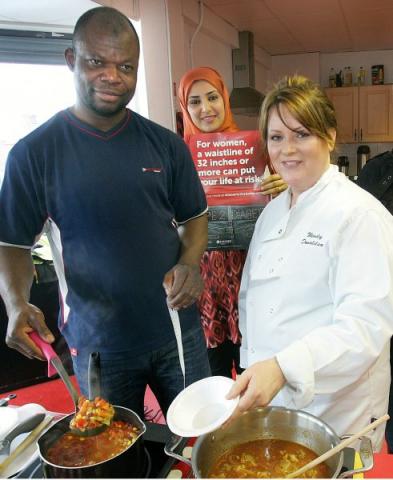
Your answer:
[69,396,115,433]
[46,420,141,467]
[208,438,330,478]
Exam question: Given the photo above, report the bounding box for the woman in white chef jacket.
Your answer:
[227,75,393,451]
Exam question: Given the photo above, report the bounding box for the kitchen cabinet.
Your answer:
[325,85,393,143]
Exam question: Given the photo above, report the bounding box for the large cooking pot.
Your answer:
[165,406,374,478]
[38,406,146,478]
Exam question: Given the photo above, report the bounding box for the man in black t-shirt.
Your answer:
[0,6,211,419]
[357,151,393,453]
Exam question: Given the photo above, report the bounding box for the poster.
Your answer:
[189,130,268,207]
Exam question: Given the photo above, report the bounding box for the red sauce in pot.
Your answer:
[208,439,330,478]
[46,420,140,467]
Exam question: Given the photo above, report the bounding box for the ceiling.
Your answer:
[204,0,393,55]
[1,0,393,55]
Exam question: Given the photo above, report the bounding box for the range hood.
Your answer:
[229,31,264,116]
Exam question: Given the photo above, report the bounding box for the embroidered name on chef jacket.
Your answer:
[301,231,324,247]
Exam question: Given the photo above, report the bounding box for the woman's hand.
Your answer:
[225,358,286,422]
[260,174,287,197]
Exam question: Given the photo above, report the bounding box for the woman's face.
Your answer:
[187,80,225,132]
[267,105,334,203]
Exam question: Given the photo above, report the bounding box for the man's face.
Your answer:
[65,23,139,122]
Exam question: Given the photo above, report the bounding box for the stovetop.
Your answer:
[16,421,190,479]
[15,422,359,479]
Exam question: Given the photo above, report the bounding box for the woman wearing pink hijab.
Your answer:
[178,66,286,378]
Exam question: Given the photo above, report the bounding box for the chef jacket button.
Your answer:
[278,257,283,262]
[183,446,192,459]
[269,307,274,314]
[168,470,183,478]
[269,268,274,273]
[250,348,255,354]
[278,229,282,234]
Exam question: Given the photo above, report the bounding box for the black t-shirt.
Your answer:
[357,151,393,215]
[0,109,207,355]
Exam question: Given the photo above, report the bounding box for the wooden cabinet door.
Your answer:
[325,87,358,143]
[358,85,393,142]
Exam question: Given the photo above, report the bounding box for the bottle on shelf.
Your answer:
[357,66,366,86]
[335,70,343,87]
[337,155,349,176]
[357,145,370,174]
[329,68,336,88]
[344,66,352,86]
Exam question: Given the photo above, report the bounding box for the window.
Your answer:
[0,62,75,182]
[0,24,147,184]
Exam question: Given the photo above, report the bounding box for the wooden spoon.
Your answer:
[286,413,389,478]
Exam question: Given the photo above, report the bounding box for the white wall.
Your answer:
[255,45,272,94]
[182,22,233,90]
[320,50,393,88]
[138,0,176,129]
[270,52,320,86]
[265,48,393,90]
[133,0,240,130]
[177,0,238,95]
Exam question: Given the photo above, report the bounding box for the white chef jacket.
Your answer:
[239,165,393,450]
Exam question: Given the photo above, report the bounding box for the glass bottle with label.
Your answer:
[329,68,336,87]
[344,66,352,86]
[357,66,366,86]
[337,155,349,175]
[357,145,370,174]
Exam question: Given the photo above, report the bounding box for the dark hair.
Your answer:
[259,75,337,153]
[72,6,139,52]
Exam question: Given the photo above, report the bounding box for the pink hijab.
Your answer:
[178,66,239,144]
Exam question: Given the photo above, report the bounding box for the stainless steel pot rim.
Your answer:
[192,406,344,478]
[166,406,373,479]
[249,406,340,435]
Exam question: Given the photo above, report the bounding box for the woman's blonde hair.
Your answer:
[259,75,337,153]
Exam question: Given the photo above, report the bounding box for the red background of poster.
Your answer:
[189,130,268,206]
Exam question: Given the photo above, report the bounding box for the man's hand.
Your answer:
[260,174,288,197]
[163,263,203,310]
[225,357,286,423]
[0,245,55,361]
[6,303,54,360]
[163,213,207,310]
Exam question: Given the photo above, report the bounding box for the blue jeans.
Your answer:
[72,324,211,419]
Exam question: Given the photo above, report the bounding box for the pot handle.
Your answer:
[164,434,192,467]
[339,436,374,478]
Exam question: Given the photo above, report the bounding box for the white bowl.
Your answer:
[0,407,18,438]
[166,376,239,437]
[0,404,49,478]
